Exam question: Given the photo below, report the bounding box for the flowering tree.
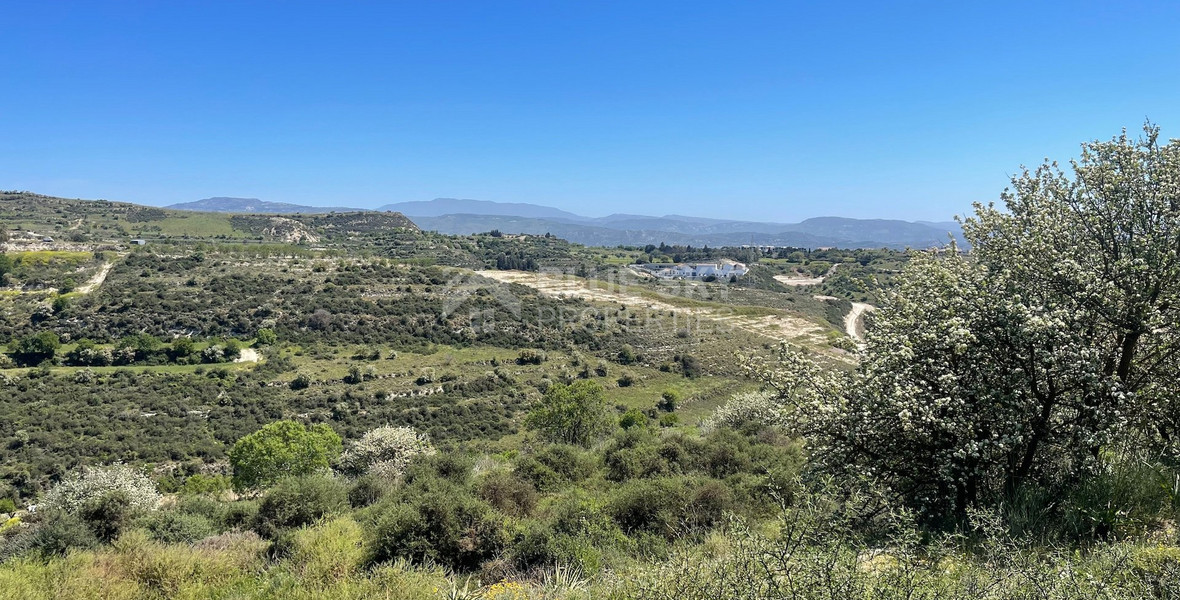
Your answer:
[340,426,436,480]
[755,125,1180,523]
[41,465,160,514]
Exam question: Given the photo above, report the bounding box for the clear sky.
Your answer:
[2,1,1178,222]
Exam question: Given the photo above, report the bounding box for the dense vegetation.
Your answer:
[3,127,1180,598]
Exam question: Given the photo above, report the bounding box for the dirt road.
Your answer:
[844,302,876,342]
[75,261,116,294]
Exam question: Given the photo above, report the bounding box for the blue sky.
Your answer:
[2,1,1178,222]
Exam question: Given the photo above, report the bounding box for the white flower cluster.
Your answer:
[340,426,436,480]
[41,464,161,514]
[701,391,784,433]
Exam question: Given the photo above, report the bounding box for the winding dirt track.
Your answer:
[844,302,876,342]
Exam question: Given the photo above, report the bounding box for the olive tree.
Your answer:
[525,380,613,447]
[755,125,1180,524]
[229,420,342,491]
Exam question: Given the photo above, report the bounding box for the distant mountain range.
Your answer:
[167,196,963,249]
[378,198,582,220]
[166,197,358,214]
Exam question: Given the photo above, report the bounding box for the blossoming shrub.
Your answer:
[700,391,782,433]
[340,426,435,481]
[41,465,161,514]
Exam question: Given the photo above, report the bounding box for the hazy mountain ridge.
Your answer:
[392,199,964,248]
[166,197,363,214]
[167,196,963,249]
[379,198,582,220]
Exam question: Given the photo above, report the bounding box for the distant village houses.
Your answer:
[634,260,749,280]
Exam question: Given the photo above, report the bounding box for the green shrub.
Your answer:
[80,490,142,543]
[141,510,217,544]
[254,475,348,539]
[619,408,649,430]
[607,477,731,539]
[290,372,312,390]
[229,420,342,491]
[285,517,367,586]
[348,473,395,508]
[513,456,562,492]
[513,444,596,492]
[364,479,507,572]
[657,389,680,412]
[608,478,691,538]
[179,474,231,495]
[534,444,597,483]
[404,452,474,486]
[603,429,671,481]
[255,328,278,346]
[222,500,259,530]
[511,522,605,575]
[23,511,98,558]
[176,494,226,523]
[477,470,539,517]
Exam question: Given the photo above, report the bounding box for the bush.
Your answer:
[255,328,278,346]
[254,475,349,539]
[340,426,435,481]
[701,391,781,433]
[404,452,475,486]
[514,444,597,492]
[517,349,546,365]
[290,372,312,390]
[478,470,539,517]
[511,491,628,574]
[176,474,231,496]
[525,380,613,447]
[617,344,637,365]
[657,389,680,412]
[41,465,160,515]
[364,479,507,572]
[608,478,709,538]
[229,420,342,490]
[22,511,98,557]
[80,490,143,542]
[221,501,259,530]
[286,517,367,586]
[619,408,649,430]
[141,510,217,544]
[348,473,394,508]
